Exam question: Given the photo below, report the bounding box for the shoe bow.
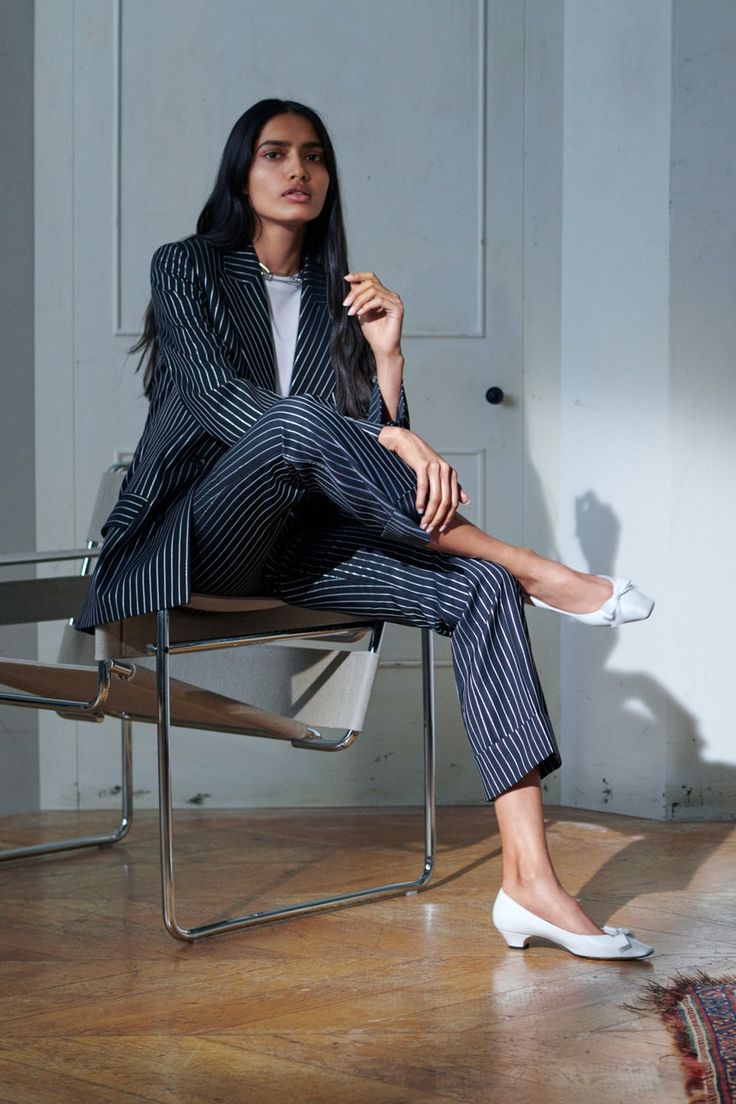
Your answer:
[600,929,632,950]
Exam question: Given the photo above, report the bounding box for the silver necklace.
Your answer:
[258,261,302,284]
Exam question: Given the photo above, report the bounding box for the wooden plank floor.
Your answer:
[0,805,735,1103]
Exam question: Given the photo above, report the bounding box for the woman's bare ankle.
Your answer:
[523,560,613,614]
[500,873,603,935]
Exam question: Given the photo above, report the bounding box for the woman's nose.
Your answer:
[288,158,308,179]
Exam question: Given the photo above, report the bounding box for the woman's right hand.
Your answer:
[378,426,469,533]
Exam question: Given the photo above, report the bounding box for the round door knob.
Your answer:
[485,386,504,405]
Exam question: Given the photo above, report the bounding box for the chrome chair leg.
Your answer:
[0,715,134,862]
[420,627,437,883]
[155,608,178,938]
[155,610,437,943]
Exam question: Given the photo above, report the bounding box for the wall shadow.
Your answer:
[525,479,736,912]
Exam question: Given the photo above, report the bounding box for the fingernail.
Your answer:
[347,307,356,316]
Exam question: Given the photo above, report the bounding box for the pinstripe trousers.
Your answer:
[190,394,561,801]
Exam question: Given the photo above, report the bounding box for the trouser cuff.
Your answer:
[474,716,562,803]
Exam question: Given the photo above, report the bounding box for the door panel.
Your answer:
[36,0,526,808]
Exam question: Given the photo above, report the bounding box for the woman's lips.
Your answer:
[283,191,311,203]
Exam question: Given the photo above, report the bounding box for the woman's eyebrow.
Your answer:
[255,138,324,151]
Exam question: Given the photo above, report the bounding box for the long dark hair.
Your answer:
[131,99,374,418]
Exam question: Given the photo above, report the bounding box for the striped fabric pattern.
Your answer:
[75,238,407,630]
[191,465,561,802]
[190,393,429,596]
[75,234,562,800]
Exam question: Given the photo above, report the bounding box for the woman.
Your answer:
[76,99,654,959]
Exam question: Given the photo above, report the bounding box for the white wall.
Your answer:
[0,0,38,816]
[525,0,736,819]
[557,0,673,818]
[521,0,565,805]
[665,0,736,818]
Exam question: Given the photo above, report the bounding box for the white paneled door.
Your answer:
[35,0,527,809]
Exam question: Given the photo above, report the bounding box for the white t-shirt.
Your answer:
[263,275,302,396]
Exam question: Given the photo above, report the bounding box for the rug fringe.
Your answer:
[623,970,736,1103]
[623,969,736,1015]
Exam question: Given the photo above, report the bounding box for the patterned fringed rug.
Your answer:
[627,971,736,1103]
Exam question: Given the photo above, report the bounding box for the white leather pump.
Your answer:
[529,574,654,627]
[492,887,654,960]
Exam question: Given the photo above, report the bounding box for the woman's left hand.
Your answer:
[343,271,403,358]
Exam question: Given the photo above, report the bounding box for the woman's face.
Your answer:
[246,112,330,230]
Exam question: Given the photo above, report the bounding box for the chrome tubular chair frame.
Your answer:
[0,542,135,863]
[0,716,133,863]
[0,463,436,940]
[154,608,437,942]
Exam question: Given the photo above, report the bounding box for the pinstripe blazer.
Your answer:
[75,236,409,630]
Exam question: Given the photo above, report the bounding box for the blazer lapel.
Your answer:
[289,254,335,401]
[221,246,277,391]
[220,245,335,402]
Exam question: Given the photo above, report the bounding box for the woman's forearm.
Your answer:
[373,351,404,421]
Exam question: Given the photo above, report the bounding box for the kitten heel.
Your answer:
[496,928,530,949]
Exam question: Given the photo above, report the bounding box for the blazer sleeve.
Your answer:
[150,240,385,445]
[366,377,410,429]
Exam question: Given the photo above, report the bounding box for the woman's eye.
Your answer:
[263,150,282,160]
[307,153,323,162]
